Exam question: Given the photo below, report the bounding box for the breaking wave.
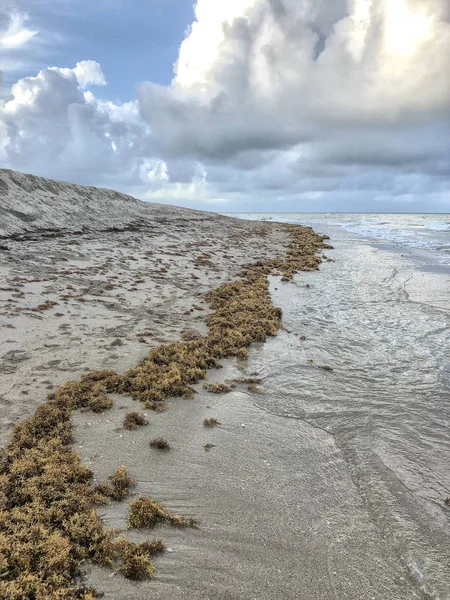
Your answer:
[426,221,450,231]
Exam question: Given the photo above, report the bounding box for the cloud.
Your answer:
[0,8,58,78]
[138,0,450,159]
[0,10,37,50]
[0,0,449,211]
[133,0,450,209]
[0,10,40,76]
[0,63,153,190]
[73,60,108,88]
[50,61,108,89]
[0,58,215,206]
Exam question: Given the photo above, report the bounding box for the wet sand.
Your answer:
[75,342,421,600]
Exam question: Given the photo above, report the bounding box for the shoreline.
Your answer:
[1,210,448,599]
[0,217,328,598]
[256,228,450,599]
[78,349,420,600]
[76,245,428,600]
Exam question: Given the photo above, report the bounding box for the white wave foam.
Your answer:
[358,219,387,226]
[338,222,450,265]
[426,222,450,231]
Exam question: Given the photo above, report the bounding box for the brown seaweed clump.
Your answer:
[0,223,329,598]
[149,438,170,450]
[247,384,264,394]
[0,389,191,597]
[203,418,220,428]
[233,377,262,384]
[206,383,231,394]
[114,536,165,580]
[51,371,118,414]
[127,496,197,529]
[118,339,220,408]
[123,411,149,430]
[0,401,140,598]
[95,465,135,502]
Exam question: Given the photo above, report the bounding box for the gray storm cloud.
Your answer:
[138,0,450,158]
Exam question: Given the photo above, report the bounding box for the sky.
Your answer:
[0,0,449,213]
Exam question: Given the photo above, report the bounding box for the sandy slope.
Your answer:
[0,171,285,444]
[0,169,213,237]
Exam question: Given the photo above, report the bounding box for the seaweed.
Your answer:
[127,497,197,529]
[149,438,170,450]
[232,377,262,384]
[247,384,264,394]
[206,383,231,394]
[203,418,220,428]
[95,466,135,502]
[123,412,148,430]
[0,222,329,598]
[113,536,165,580]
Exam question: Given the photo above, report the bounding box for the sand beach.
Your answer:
[0,171,448,600]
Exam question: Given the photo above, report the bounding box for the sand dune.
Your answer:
[0,169,215,238]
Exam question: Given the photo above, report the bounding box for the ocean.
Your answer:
[227,213,450,598]
[229,213,450,266]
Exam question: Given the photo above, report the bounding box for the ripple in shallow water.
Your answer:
[248,229,450,599]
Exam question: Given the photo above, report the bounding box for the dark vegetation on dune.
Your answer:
[0,224,328,599]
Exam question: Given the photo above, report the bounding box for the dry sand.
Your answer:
[0,169,287,444]
[0,211,284,445]
[0,171,421,599]
[0,168,208,237]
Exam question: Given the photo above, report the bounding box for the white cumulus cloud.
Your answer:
[0,64,152,190]
[73,60,107,88]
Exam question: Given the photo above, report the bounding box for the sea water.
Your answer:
[232,213,450,266]
[228,213,450,598]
